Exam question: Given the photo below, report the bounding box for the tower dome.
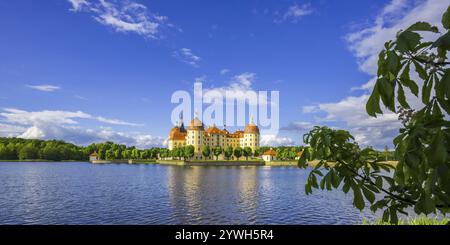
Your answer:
[169,126,187,140]
[244,116,260,134]
[188,117,205,131]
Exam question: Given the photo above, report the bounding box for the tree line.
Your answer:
[0,137,395,161]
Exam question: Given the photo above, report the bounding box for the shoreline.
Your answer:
[0,159,399,168]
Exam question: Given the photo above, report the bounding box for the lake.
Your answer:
[0,162,378,224]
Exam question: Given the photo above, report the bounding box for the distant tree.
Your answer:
[202,146,211,159]
[0,143,16,160]
[224,146,233,160]
[233,147,242,160]
[105,149,114,160]
[243,147,252,160]
[41,144,61,161]
[114,149,122,160]
[18,144,39,160]
[131,149,140,159]
[384,145,389,162]
[184,145,195,160]
[253,148,261,157]
[213,146,222,160]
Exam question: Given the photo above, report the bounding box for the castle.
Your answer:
[168,114,260,159]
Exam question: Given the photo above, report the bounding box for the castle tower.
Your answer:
[187,112,205,154]
[242,116,260,152]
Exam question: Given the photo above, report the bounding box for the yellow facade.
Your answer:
[168,116,260,158]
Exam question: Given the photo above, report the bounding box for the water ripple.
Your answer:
[0,162,379,224]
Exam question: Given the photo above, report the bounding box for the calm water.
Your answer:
[0,162,379,224]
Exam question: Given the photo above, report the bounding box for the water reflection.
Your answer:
[0,162,380,224]
[167,166,259,224]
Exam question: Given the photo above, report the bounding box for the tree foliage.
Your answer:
[299,6,450,223]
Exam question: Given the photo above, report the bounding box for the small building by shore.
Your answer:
[262,148,277,162]
[89,152,99,162]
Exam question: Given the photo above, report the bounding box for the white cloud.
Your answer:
[202,72,264,105]
[67,0,172,39]
[0,123,27,137]
[0,108,143,127]
[346,0,446,75]
[299,0,447,149]
[27,84,60,92]
[74,95,88,100]
[220,69,229,75]
[0,108,163,148]
[261,134,295,147]
[173,48,201,67]
[280,121,314,132]
[275,4,313,23]
[303,94,401,149]
[205,72,256,94]
[68,0,89,11]
[350,77,377,91]
[95,116,143,126]
[302,105,318,113]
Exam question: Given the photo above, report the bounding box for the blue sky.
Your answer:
[0,0,448,148]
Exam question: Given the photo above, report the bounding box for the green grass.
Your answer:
[363,216,449,225]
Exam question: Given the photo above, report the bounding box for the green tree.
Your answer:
[253,148,261,157]
[0,143,16,160]
[184,145,195,160]
[299,7,450,224]
[233,147,242,160]
[384,145,389,162]
[41,144,61,161]
[202,146,211,159]
[224,146,233,160]
[213,146,222,160]
[18,144,39,160]
[105,149,114,160]
[243,147,252,160]
[131,149,140,160]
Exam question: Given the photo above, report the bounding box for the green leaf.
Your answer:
[342,179,351,194]
[406,22,439,33]
[414,41,433,51]
[389,207,398,224]
[396,31,421,52]
[366,83,383,117]
[399,63,419,96]
[352,182,365,210]
[397,83,410,109]
[305,182,312,195]
[377,50,387,76]
[428,131,447,167]
[361,186,376,204]
[422,76,433,104]
[432,31,450,50]
[442,6,450,30]
[375,176,383,189]
[413,60,428,81]
[382,209,390,222]
[378,78,396,112]
[387,51,401,74]
[415,194,436,215]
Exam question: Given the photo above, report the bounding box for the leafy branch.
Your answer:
[299,6,450,224]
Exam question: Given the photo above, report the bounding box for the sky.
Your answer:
[0,0,448,149]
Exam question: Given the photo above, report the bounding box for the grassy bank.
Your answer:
[363,216,449,225]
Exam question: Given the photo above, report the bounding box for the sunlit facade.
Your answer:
[168,115,260,157]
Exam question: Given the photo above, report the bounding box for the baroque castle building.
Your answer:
[168,115,260,157]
